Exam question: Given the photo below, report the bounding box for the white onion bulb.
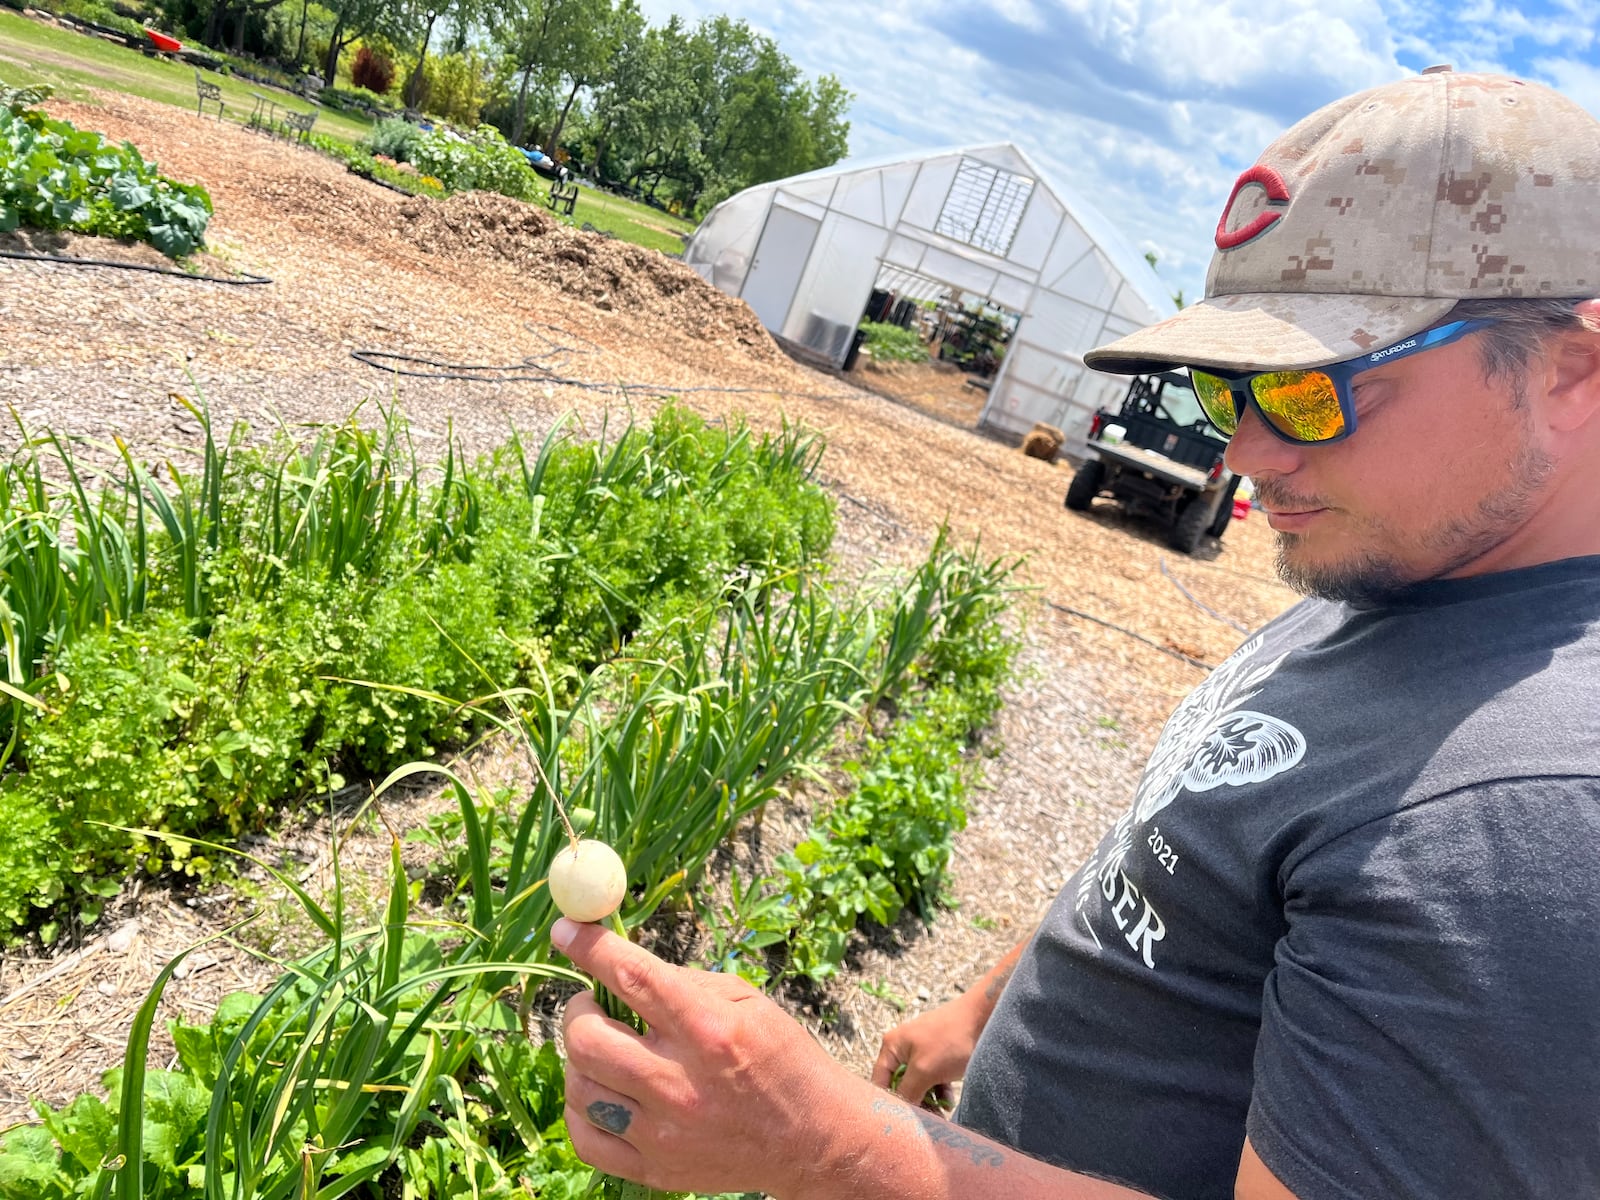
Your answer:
[547,839,628,923]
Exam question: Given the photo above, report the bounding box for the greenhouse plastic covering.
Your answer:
[683,143,1177,451]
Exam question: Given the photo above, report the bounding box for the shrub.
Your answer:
[318,84,390,114]
[420,48,489,126]
[410,124,537,201]
[365,116,419,161]
[350,45,395,95]
[43,0,143,37]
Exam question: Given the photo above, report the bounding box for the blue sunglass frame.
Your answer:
[1191,318,1500,446]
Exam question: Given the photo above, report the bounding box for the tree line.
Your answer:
[155,0,852,214]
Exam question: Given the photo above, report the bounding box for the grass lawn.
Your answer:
[559,185,696,255]
[0,8,375,144]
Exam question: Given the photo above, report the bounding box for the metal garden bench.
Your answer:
[194,71,224,120]
[546,178,579,216]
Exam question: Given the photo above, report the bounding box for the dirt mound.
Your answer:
[393,191,783,363]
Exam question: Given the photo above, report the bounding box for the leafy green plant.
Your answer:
[0,103,212,256]
[396,567,874,984]
[0,751,768,1199]
[0,525,1019,1200]
[770,698,973,983]
[0,795,594,1200]
[1,82,53,112]
[29,0,143,38]
[692,870,793,989]
[860,978,908,1011]
[0,400,838,939]
[858,320,928,364]
[310,132,446,197]
[695,537,1024,986]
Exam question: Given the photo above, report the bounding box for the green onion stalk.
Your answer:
[547,808,691,1200]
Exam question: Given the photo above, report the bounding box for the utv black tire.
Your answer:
[1208,502,1234,540]
[1208,477,1243,539]
[1065,458,1106,511]
[1169,494,1215,554]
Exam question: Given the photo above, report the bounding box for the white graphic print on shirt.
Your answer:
[1074,633,1306,967]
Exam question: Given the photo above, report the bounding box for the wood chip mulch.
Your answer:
[0,88,1301,1128]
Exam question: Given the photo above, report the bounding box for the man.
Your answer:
[556,68,1600,1198]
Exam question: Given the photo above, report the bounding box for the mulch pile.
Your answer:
[392,191,785,364]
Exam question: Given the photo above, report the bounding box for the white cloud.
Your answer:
[1533,56,1600,117]
[635,0,1600,309]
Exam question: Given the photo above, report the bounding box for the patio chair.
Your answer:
[281,109,318,145]
[194,71,225,121]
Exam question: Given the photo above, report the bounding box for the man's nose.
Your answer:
[1224,401,1306,479]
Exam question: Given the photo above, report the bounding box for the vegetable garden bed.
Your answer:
[0,393,1025,1199]
[0,87,1301,1171]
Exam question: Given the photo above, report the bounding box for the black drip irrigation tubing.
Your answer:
[350,321,861,403]
[1047,601,1216,672]
[1158,556,1251,633]
[0,248,272,285]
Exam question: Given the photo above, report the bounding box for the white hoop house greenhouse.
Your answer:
[682,142,1177,452]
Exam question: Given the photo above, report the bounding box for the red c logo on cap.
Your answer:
[1215,166,1290,250]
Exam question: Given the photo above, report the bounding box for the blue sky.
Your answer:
[637,0,1599,307]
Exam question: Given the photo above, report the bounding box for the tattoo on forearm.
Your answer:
[983,964,1016,1004]
[586,1100,633,1136]
[871,1099,1005,1168]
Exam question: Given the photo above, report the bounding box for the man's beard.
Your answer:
[1266,435,1556,606]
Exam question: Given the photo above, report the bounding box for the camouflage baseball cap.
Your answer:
[1086,69,1600,375]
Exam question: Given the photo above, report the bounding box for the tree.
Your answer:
[198,0,289,55]
[322,0,406,87]
[511,9,849,210]
[679,16,851,212]
[545,0,639,157]
[587,14,702,187]
[494,0,610,148]
[400,0,479,110]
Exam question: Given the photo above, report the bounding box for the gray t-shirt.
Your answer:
[956,556,1600,1199]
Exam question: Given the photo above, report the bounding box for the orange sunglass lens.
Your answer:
[1190,372,1239,434]
[1251,371,1345,442]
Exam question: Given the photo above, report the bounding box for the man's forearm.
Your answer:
[785,1076,1152,1200]
[976,929,1035,1012]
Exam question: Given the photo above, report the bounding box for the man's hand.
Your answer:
[871,995,986,1111]
[555,917,866,1198]
[873,930,1034,1111]
[556,919,1194,1200]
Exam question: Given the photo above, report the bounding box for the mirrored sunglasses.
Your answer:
[1189,318,1500,446]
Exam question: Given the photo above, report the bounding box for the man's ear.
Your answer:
[1541,298,1600,433]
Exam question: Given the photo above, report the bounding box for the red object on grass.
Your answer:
[145,29,183,52]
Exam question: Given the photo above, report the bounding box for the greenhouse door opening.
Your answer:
[852,266,1021,429]
[740,207,821,333]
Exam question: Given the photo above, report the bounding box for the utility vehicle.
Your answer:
[1065,371,1242,554]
